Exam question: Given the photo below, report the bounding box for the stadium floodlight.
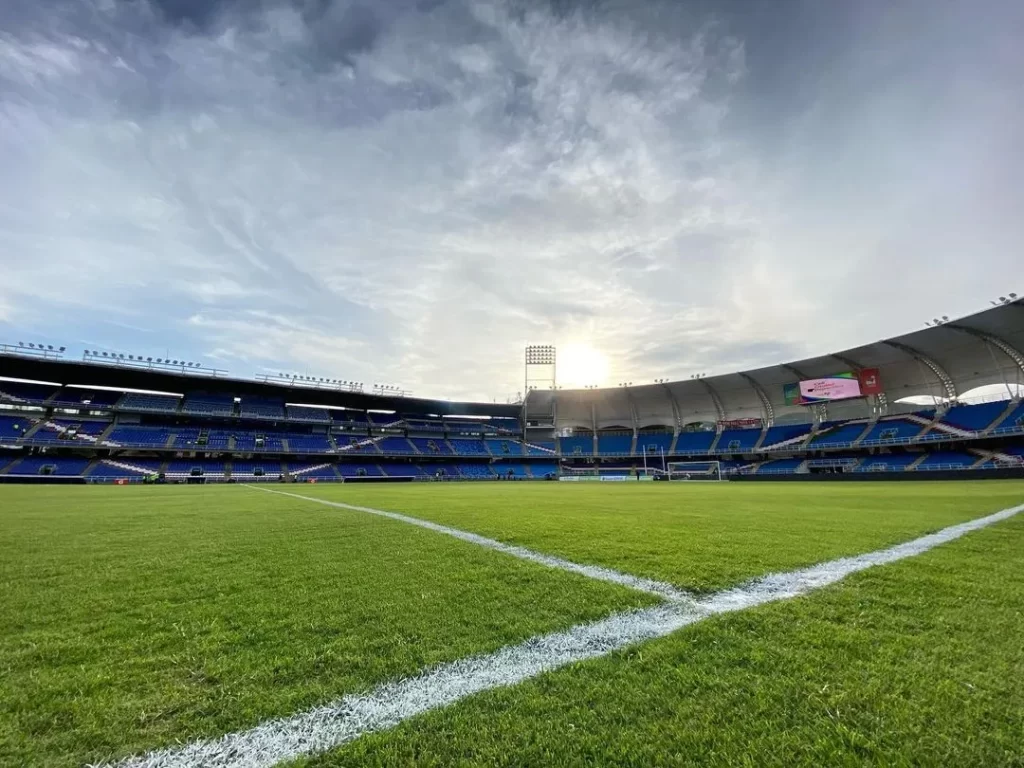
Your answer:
[59,346,65,353]
[1000,296,1008,303]
[1011,293,1018,299]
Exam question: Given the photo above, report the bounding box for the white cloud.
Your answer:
[0,0,1021,400]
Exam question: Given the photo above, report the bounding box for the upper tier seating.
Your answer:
[597,434,633,455]
[182,394,235,417]
[107,426,173,447]
[716,428,760,453]
[368,413,402,427]
[377,437,415,454]
[860,419,924,444]
[405,419,445,433]
[449,439,489,456]
[410,437,453,455]
[30,420,110,442]
[486,439,522,456]
[11,457,91,476]
[490,417,521,434]
[286,405,331,423]
[673,431,716,454]
[635,434,673,454]
[286,435,333,453]
[0,382,57,402]
[560,436,594,456]
[239,399,285,420]
[991,401,1024,433]
[50,388,122,407]
[760,424,812,448]
[0,415,31,440]
[809,423,869,447]
[118,392,181,413]
[940,401,1010,432]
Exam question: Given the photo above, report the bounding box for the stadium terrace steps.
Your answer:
[986,398,1024,433]
[850,420,879,447]
[100,458,160,476]
[907,454,929,471]
[0,457,22,475]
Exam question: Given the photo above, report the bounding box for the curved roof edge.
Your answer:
[527,299,1024,429]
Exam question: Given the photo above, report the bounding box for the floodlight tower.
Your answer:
[523,345,557,429]
[524,344,556,395]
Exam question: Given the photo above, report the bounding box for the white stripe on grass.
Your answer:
[244,485,692,602]
[95,501,1024,768]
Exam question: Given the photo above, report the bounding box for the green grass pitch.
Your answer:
[1,480,1022,766]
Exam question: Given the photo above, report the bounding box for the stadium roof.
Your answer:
[526,299,1024,430]
[0,354,520,419]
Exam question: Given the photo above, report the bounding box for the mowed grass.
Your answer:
[292,480,1024,591]
[0,485,651,768]
[304,512,1024,767]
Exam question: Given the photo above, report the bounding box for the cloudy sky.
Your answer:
[1,0,1021,401]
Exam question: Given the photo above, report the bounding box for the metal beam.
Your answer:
[698,379,727,422]
[739,373,775,425]
[946,324,1024,378]
[883,340,958,400]
[660,384,683,432]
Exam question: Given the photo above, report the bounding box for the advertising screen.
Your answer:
[784,372,862,405]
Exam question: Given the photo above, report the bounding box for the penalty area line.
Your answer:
[243,484,692,602]
[95,501,1024,768]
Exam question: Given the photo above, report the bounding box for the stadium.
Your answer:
[2,299,1024,767]
[2,300,1024,482]
[3,0,1024,765]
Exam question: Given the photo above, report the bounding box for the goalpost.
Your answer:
[667,460,724,482]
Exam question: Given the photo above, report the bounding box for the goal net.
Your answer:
[667,460,724,481]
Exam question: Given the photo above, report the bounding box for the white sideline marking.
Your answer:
[95,502,1024,768]
[243,485,692,602]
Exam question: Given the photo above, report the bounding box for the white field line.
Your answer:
[96,501,1024,768]
[244,485,691,602]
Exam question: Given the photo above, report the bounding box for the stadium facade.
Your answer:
[1,300,1022,483]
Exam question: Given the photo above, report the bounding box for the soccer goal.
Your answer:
[667,460,724,481]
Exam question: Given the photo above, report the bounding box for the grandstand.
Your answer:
[0,300,1022,482]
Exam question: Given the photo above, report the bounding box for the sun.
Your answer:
[558,343,610,389]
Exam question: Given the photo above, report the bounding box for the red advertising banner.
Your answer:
[718,418,763,429]
[858,367,882,395]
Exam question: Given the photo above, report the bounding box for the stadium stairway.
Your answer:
[752,428,769,451]
[907,454,929,471]
[760,427,813,451]
[708,431,723,454]
[668,433,679,453]
[629,433,638,456]
[850,419,878,447]
[37,420,106,445]
[291,462,335,478]
[100,458,160,476]
[97,422,119,445]
[984,398,1023,434]
[20,420,47,441]
[0,457,22,475]
[337,435,385,453]
[281,437,291,453]
[522,440,557,456]
[970,447,1023,467]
